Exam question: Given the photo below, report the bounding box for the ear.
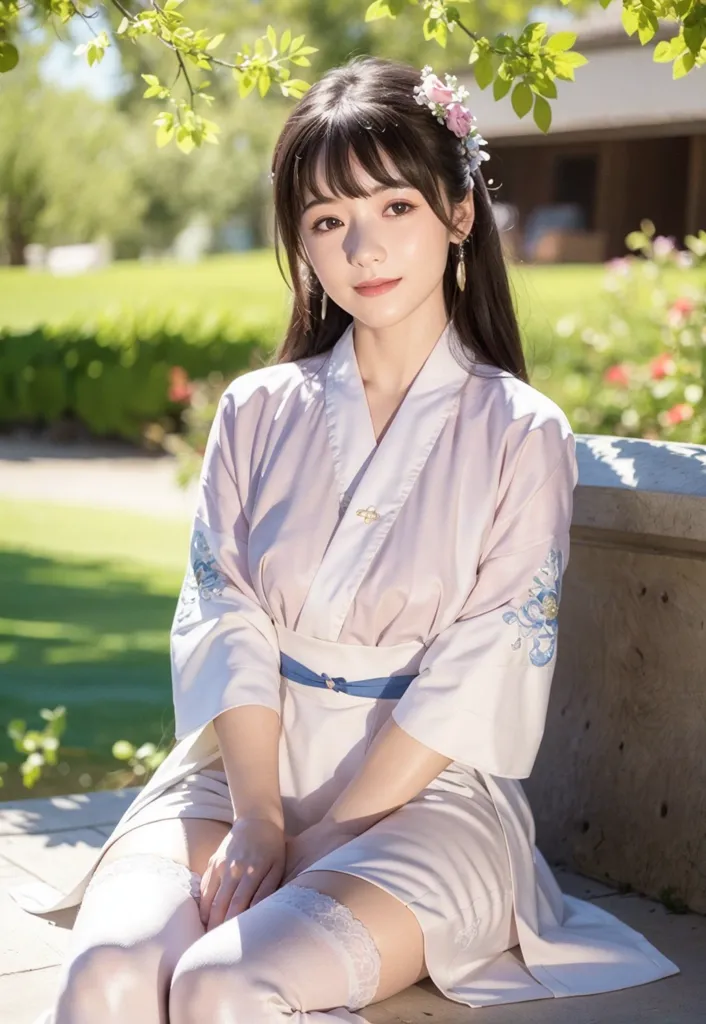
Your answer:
[451,190,475,244]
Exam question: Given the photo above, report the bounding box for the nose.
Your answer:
[345,222,385,269]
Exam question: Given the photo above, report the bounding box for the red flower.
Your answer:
[670,297,694,317]
[603,363,630,387]
[664,403,693,425]
[168,366,193,403]
[649,353,676,380]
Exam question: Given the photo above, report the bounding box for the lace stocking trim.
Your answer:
[268,883,382,1012]
[83,853,202,904]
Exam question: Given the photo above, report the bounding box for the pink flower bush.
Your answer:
[649,353,676,380]
[663,403,694,425]
[603,364,631,387]
[168,366,193,403]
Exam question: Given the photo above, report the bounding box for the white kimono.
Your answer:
[9,319,679,1007]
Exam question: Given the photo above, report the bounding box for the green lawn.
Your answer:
[0,498,190,801]
[0,250,609,342]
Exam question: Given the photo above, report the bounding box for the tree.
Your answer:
[0,0,703,152]
[0,42,147,264]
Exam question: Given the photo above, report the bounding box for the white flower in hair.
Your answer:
[413,65,490,176]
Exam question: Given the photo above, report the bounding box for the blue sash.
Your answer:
[280,652,415,700]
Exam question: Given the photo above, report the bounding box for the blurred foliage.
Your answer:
[0,705,170,792]
[535,226,706,443]
[0,41,147,263]
[4,705,66,789]
[0,311,275,441]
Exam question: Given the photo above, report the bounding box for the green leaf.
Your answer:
[511,81,533,118]
[290,56,311,66]
[622,7,639,36]
[365,0,395,21]
[561,51,588,67]
[266,24,277,49]
[532,75,557,99]
[637,11,659,45]
[281,29,292,51]
[474,53,494,89]
[673,51,695,78]
[533,95,552,133]
[206,33,224,52]
[7,719,26,741]
[653,39,678,63]
[547,31,576,51]
[289,34,306,52]
[684,21,706,56]
[493,73,512,100]
[156,122,175,147]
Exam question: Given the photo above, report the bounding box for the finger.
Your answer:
[224,865,269,921]
[248,863,284,907]
[207,872,241,931]
[199,864,220,925]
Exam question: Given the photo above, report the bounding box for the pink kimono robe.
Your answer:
[10,319,679,1007]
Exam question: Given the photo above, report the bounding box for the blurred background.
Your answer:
[0,1,704,802]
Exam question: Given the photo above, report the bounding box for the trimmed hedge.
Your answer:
[0,314,278,441]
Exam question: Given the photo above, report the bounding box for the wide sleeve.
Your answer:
[391,421,579,779]
[169,384,282,743]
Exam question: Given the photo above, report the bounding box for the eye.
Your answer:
[386,201,415,217]
[310,200,416,234]
[311,216,342,234]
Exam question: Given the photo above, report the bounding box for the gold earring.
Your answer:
[321,290,328,319]
[456,238,467,291]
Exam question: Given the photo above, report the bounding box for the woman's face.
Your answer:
[299,149,474,330]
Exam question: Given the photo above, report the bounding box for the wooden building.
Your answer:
[461,8,706,261]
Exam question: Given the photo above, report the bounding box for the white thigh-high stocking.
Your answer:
[38,852,205,1024]
[169,883,383,1024]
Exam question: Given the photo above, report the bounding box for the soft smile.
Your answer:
[353,277,402,297]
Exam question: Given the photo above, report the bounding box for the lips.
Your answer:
[353,277,402,296]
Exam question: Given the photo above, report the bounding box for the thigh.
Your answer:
[98,817,231,877]
[293,870,428,1002]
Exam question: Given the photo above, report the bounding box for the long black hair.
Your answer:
[269,54,527,382]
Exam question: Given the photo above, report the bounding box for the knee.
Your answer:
[170,943,289,1024]
[55,944,159,1022]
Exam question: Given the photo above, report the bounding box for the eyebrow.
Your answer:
[301,182,409,214]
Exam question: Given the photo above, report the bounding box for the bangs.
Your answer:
[292,109,446,219]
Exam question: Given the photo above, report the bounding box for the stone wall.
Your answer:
[527,434,706,913]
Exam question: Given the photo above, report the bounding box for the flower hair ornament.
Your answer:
[414,64,489,291]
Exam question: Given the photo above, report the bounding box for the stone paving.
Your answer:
[0,438,198,520]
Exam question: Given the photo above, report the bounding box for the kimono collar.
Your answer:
[326,318,472,456]
[300,318,473,640]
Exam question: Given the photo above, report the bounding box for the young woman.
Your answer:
[12,55,678,1023]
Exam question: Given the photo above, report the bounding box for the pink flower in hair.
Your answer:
[421,74,455,106]
[445,102,474,139]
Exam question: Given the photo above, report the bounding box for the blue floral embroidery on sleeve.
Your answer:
[502,547,563,667]
[175,529,229,623]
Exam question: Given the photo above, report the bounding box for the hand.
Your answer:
[282,820,359,886]
[199,816,286,931]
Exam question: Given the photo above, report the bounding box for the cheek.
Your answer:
[399,220,449,268]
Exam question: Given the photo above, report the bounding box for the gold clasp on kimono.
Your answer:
[321,672,347,692]
[356,505,380,524]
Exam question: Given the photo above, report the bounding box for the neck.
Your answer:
[352,306,450,396]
